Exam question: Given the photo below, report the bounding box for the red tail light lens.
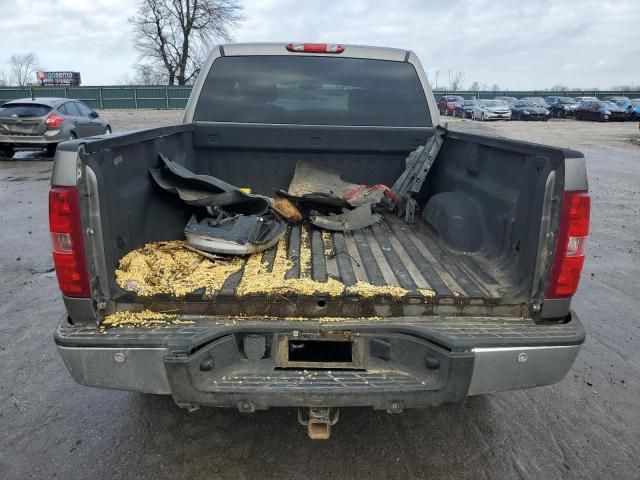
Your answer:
[286,43,345,54]
[45,112,64,128]
[49,186,90,297]
[546,191,590,298]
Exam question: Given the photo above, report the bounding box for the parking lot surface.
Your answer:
[0,112,639,479]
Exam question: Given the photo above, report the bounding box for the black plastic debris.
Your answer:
[150,153,271,216]
[184,213,286,255]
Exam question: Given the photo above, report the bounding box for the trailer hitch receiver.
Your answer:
[298,407,340,440]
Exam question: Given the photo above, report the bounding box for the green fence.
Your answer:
[0,86,192,109]
[1,86,639,110]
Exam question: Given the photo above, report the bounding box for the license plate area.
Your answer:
[275,333,364,369]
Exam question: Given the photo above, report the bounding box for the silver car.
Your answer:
[471,99,512,121]
[0,97,111,159]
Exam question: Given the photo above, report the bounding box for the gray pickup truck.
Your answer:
[51,43,589,439]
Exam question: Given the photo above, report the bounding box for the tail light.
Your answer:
[45,112,64,128]
[546,191,590,298]
[286,43,345,54]
[49,186,91,297]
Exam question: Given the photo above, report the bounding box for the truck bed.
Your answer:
[71,123,573,323]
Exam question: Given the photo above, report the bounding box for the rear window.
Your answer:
[0,103,52,118]
[194,56,431,127]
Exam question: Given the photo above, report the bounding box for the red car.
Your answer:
[438,95,464,116]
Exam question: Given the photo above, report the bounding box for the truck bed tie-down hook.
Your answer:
[297,407,340,439]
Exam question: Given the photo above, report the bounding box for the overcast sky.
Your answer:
[1,0,638,89]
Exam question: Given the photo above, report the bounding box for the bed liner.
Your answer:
[116,213,526,319]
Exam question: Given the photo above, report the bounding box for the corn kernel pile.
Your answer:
[115,241,243,297]
[102,309,195,328]
[115,230,439,300]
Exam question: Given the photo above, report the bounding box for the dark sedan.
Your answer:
[545,96,580,117]
[454,99,477,118]
[575,100,627,121]
[0,97,111,159]
[510,100,550,121]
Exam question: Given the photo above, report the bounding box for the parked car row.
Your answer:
[0,97,111,159]
[440,94,640,122]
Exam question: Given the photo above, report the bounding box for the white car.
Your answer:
[574,96,599,105]
[471,100,512,121]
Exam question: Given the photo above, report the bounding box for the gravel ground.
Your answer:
[446,115,640,150]
[96,108,183,131]
[0,111,639,479]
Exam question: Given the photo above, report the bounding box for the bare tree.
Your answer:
[135,63,169,85]
[448,70,465,91]
[130,0,244,85]
[468,81,480,91]
[0,70,9,87]
[550,83,569,92]
[8,52,41,86]
[490,83,500,91]
[116,73,137,86]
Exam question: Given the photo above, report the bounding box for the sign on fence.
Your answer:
[36,71,82,86]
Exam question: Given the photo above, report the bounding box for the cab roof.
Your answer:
[220,43,410,62]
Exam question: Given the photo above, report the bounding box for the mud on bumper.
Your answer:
[54,313,585,411]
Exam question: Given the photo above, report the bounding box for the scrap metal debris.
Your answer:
[285,161,355,206]
[284,161,397,209]
[282,161,397,230]
[391,129,444,223]
[309,204,382,232]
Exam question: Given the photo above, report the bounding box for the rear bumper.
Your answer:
[0,131,64,146]
[55,313,585,410]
